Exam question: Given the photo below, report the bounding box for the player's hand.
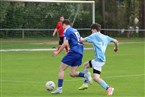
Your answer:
[114,48,118,52]
[52,51,58,57]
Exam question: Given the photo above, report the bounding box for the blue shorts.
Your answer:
[62,52,83,67]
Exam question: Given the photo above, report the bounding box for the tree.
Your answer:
[139,0,145,37]
[0,2,10,27]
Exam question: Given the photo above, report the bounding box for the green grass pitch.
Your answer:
[0,38,144,97]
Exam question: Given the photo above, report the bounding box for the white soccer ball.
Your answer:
[45,81,55,91]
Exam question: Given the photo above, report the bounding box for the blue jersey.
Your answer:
[64,26,84,55]
[85,32,115,62]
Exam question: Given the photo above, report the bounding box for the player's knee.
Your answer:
[93,76,100,82]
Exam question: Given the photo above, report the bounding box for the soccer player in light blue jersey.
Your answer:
[51,19,92,94]
[79,23,119,96]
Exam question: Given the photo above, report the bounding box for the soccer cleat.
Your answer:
[78,84,88,90]
[84,71,93,84]
[51,88,62,94]
[107,87,114,96]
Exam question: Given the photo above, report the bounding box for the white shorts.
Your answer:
[89,59,105,72]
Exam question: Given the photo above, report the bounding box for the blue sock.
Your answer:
[58,79,63,87]
[100,80,109,90]
[84,70,88,84]
[84,77,88,84]
[78,72,85,77]
[84,69,88,74]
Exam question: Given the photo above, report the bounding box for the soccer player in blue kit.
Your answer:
[79,23,119,96]
[51,19,92,94]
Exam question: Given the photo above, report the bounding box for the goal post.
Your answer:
[2,0,95,24]
[0,0,96,38]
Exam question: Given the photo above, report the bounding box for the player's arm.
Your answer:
[52,39,68,57]
[80,37,87,42]
[80,36,93,44]
[52,28,57,37]
[112,39,119,52]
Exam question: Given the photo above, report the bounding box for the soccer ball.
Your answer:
[45,81,55,91]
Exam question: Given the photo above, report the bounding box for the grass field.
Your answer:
[0,38,144,97]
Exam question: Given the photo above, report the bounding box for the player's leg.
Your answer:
[93,71,108,87]
[93,72,114,95]
[69,63,92,83]
[69,66,85,77]
[57,37,68,53]
[69,65,92,91]
[68,53,85,78]
[52,52,79,94]
[61,37,68,53]
[73,54,92,84]
[92,61,114,95]
[55,37,62,51]
[51,63,68,94]
[66,53,92,81]
[78,61,92,90]
[56,45,61,51]
[84,61,90,84]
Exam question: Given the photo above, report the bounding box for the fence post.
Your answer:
[22,30,25,39]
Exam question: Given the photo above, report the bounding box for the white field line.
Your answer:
[1,74,144,84]
[0,48,94,52]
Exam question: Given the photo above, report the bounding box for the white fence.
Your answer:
[0,28,145,38]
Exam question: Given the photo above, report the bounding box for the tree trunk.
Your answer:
[139,0,145,37]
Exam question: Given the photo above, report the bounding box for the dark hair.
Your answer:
[60,16,64,18]
[62,19,71,25]
[90,23,101,31]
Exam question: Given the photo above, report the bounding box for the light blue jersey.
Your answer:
[85,32,115,62]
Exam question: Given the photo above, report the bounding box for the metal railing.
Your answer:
[0,28,145,38]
